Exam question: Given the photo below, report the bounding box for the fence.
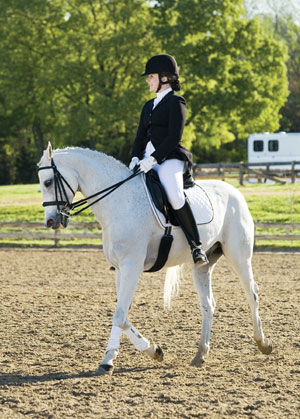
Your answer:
[254,222,300,244]
[1,222,300,248]
[0,222,102,247]
[193,161,300,184]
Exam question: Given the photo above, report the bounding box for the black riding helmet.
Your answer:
[141,54,179,77]
[141,54,180,92]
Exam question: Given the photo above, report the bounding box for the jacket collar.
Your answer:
[155,87,172,104]
[151,90,174,112]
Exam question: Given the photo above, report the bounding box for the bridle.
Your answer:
[38,158,75,216]
[38,157,141,218]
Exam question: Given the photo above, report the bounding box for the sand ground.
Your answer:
[0,249,299,418]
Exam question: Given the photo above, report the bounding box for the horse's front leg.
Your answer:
[191,263,216,366]
[112,268,163,364]
[96,260,143,375]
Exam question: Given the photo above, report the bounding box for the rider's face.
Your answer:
[146,73,159,93]
[146,73,170,93]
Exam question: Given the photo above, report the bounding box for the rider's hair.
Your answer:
[160,72,181,91]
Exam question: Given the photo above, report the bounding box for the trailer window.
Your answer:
[253,140,264,152]
[268,140,279,152]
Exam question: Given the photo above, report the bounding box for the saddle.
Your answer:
[144,168,213,273]
[145,168,195,226]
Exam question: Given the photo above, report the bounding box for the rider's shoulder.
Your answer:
[170,93,186,106]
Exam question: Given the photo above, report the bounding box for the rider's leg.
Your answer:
[174,200,208,265]
[154,159,208,265]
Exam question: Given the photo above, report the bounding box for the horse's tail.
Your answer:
[164,265,183,309]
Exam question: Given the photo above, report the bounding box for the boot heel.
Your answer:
[192,248,209,265]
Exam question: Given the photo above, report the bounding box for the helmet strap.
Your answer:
[156,74,169,93]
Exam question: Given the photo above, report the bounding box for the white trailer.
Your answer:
[247,132,300,168]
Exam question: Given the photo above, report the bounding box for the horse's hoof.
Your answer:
[145,345,164,362]
[153,345,164,362]
[191,353,205,367]
[255,338,272,355]
[95,364,114,376]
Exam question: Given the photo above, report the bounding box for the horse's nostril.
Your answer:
[47,218,55,228]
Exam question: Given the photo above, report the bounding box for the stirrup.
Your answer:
[192,248,209,265]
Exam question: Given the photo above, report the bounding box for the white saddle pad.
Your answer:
[142,175,214,229]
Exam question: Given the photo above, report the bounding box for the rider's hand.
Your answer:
[129,157,140,171]
[139,156,157,173]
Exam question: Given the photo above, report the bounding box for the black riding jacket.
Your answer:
[131,91,193,168]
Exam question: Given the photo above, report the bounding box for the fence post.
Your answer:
[54,230,60,247]
[239,162,244,186]
[264,164,270,183]
[291,161,295,183]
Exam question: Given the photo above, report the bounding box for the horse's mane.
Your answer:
[56,147,127,169]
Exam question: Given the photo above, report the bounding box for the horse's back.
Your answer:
[195,179,254,231]
[196,179,251,214]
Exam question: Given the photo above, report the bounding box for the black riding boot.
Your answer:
[174,200,208,265]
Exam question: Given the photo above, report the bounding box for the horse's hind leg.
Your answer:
[191,263,216,366]
[223,245,272,355]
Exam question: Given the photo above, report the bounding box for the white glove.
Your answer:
[129,157,140,171]
[139,156,156,173]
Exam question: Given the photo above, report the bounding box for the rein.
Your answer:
[38,158,141,217]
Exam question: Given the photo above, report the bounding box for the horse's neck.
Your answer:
[71,151,129,195]
[56,149,144,227]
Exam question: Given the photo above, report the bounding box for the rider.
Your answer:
[129,53,208,265]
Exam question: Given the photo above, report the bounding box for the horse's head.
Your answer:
[38,142,79,229]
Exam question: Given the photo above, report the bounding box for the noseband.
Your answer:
[38,158,142,218]
[37,158,76,215]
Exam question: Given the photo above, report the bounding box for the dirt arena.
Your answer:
[0,249,299,418]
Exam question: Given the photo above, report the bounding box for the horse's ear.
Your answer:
[47,142,53,159]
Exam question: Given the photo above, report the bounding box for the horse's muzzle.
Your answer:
[46,213,69,229]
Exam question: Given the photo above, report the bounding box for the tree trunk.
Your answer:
[32,119,44,160]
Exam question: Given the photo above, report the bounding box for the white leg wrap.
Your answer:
[105,325,122,353]
[123,324,150,351]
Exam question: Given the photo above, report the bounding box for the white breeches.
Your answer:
[144,142,185,210]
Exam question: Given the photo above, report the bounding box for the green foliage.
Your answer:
[153,0,288,157]
[0,0,291,182]
[276,21,300,132]
[243,3,300,134]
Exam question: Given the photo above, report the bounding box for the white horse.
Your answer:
[38,143,272,375]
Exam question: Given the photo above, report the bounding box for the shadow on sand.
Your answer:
[0,365,162,386]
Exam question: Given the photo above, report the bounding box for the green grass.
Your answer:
[0,184,98,223]
[244,194,300,223]
[0,204,97,223]
[0,182,300,248]
[0,184,41,203]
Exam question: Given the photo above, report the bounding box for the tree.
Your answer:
[244,0,300,132]
[0,0,69,160]
[279,23,300,132]
[0,0,156,183]
[52,0,156,161]
[154,0,289,161]
[0,0,291,183]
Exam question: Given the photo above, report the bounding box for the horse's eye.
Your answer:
[44,179,52,188]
